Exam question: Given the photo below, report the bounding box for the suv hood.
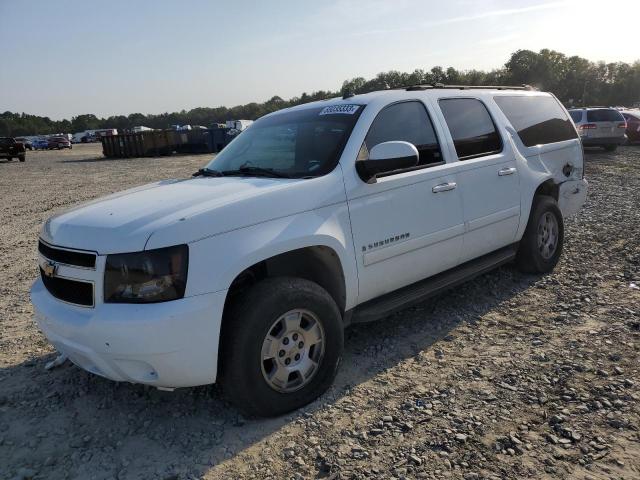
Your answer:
[41,171,346,254]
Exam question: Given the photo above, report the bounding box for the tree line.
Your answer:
[2,48,639,137]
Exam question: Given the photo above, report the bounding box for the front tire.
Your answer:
[219,277,343,417]
[18,155,25,162]
[516,195,564,273]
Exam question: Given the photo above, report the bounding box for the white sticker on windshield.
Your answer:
[319,104,360,115]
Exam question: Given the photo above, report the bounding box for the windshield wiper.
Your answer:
[192,168,224,177]
[221,166,291,178]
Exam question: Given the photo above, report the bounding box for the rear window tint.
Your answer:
[494,96,578,147]
[586,109,625,122]
[438,98,502,159]
[569,110,583,123]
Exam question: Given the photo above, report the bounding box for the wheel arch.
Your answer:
[223,245,348,316]
[517,175,560,240]
[533,179,560,202]
[214,244,349,381]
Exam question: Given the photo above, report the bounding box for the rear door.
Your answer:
[436,98,521,263]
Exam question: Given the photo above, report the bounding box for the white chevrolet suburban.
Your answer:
[32,85,588,416]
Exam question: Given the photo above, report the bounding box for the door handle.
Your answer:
[498,167,517,176]
[432,182,457,193]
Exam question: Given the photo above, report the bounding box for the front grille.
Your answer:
[40,268,94,307]
[38,241,96,268]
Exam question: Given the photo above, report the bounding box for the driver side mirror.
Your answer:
[356,141,419,182]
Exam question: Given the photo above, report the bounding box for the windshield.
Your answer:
[204,104,364,178]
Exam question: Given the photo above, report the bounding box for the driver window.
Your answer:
[359,101,443,169]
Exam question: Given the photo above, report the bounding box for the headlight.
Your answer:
[104,245,188,303]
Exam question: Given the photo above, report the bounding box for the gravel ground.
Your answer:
[0,143,639,480]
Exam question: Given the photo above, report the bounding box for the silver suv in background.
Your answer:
[568,108,627,151]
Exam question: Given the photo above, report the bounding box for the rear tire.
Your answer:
[516,195,564,273]
[604,145,617,152]
[219,277,343,417]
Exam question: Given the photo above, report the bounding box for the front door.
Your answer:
[345,100,465,304]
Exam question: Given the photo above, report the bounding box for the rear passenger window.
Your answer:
[363,101,443,168]
[439,98,502,159]
[569,110,583,123]
[586,109,625,122]
[494,96,578,147]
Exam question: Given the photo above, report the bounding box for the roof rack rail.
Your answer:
[401,83,535,92]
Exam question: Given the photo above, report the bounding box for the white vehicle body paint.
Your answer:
[31,87,587,389]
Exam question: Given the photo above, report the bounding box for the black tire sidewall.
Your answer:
[517,196,564,273]
[220,277,343,417]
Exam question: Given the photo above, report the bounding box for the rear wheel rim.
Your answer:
[260,309,325,393]
[537,211,559,260]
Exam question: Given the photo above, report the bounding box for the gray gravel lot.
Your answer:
[1,143,639,480]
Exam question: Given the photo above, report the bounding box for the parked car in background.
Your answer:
[47,136,72,150]
[621,110,640,143]
[72,129,118,143]
[0,137,26,161]
[568,108,627,151]
[32,138,49,150]
[14,137,33,150]
[132,126,153,133]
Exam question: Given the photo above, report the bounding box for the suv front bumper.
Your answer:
[31,278,226,388]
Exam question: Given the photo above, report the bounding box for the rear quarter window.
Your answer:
[586,109,625,122]
[494,95,578,147]
[569,110,583,123]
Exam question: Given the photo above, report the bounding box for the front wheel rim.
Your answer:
[260,309,325,393]
[537,211,559,260]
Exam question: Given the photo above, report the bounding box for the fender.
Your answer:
[185,203,360,310]
[508,127,585,240]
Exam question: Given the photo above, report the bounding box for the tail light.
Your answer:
[617,122,627,129]
[579,124,597,130]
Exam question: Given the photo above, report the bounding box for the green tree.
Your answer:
[1,48,639,137]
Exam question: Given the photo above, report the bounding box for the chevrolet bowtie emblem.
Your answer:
[42,260,58,278]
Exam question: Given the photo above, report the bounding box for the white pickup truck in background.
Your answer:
[32,85,587,416]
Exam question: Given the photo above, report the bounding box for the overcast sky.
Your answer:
[1,0,638,119]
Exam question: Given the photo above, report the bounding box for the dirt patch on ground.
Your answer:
[1,144,639,479]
